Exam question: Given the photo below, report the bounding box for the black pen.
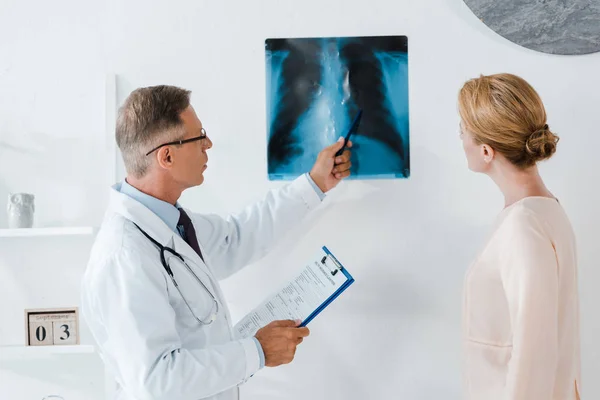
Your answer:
[335,109,363,157]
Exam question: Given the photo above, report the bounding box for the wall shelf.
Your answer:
[0,345,96,360]
[0,227,95,237]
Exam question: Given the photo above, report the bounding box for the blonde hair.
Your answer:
[458,73,559,168]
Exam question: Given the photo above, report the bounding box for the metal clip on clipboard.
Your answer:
[321,254,343,276]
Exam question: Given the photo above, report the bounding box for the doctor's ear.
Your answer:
[156,147,174,169]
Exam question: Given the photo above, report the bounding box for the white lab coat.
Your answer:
[81,175,322,400]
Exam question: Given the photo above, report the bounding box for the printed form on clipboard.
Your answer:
[233,246,354,339]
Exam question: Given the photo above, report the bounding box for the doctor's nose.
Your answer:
[204,136,213,150]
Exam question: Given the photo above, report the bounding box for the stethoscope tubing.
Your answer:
[133,222,219,325]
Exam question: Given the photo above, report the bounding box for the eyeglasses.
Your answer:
[146,128,208,156]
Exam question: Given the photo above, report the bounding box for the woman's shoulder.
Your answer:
[497,196,572,242]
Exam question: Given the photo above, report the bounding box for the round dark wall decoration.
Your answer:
[463,0,600,55]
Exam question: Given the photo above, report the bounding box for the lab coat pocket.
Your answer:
[171,278,216,327]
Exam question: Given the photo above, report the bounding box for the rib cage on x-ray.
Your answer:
[266,36,410,180]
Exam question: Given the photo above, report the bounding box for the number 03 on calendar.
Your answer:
[25,308,80,346]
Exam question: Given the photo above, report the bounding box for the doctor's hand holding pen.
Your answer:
[309,137,353,193]
[255,320,310,367]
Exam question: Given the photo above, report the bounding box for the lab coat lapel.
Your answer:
[171,220,235,337]
[171,232,214,279]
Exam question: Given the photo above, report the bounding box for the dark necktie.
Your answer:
[177,208,204,262]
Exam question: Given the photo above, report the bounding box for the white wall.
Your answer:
[2,0,600,399]
[0,0,109,398]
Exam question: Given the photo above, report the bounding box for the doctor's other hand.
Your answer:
[254,320,310,367]
[309,138,353,193]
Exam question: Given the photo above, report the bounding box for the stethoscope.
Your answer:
[133,223,219,325]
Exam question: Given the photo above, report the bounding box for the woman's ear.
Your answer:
[481,144,495,164]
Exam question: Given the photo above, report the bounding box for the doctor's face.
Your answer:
[172,105,213,188]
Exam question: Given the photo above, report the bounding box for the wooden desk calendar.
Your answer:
[25,308,80,346]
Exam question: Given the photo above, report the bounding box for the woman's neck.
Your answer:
[488,162,554,208]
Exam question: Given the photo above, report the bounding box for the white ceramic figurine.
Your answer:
[7,193,35,228]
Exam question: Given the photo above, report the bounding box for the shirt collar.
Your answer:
[118,179,181,233]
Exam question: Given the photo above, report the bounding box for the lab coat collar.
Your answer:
[108,183,208,270]
[119,179,181,233]
[108,183,176,246]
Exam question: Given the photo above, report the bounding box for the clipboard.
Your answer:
[233,246,355,338]
[299,246,354,327]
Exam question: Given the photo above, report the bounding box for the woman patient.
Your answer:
[458,73,581,400]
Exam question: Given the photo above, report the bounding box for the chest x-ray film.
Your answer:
[266,35,409,180]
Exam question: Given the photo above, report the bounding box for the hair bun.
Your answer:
[525,124,559,162]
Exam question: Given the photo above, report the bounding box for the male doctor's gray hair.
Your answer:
[116,85,191,178]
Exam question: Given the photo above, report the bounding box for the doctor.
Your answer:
[81,85,352,400]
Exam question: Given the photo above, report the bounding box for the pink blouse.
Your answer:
[463,197,581,399]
